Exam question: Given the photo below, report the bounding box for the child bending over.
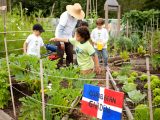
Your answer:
[50,27,100,74]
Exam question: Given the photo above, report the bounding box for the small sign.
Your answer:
[81,84,124,120]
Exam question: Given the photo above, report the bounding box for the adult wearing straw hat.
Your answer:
[55,3,85,68]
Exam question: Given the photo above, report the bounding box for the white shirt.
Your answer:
[91,28,109,48]
[55,11,77,39]
[26,34,44,58]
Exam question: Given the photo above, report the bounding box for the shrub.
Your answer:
[134,104,149,120]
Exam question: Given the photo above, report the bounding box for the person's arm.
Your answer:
[50,38,69,43]
[23,41,28,54]
[92,53,100,74]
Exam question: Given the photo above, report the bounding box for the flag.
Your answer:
[81,84,124,120]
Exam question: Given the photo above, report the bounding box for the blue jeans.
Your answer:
[95,48,108,66]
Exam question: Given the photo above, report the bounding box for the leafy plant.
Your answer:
[134,104,149,120]
[117,75,128,84]
[127,90,146,104]
[120,51,130,62]
[119,64,132,76]
[153,88,160,97]
[128,76,136,83]
[122,83,137,93]
[0,70,10,109]
[153,96,160,105]
[130,71,138,77]
[151,54,160,70]
[151,75,159,81]
[154,108,160,120]
[140,74,148,81]
[138,46,146,55]
[112,71,119,78]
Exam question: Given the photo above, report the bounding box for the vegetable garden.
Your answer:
[0,1,160,120]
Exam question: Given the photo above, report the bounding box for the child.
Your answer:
[91,18,109,68]
[50,27,100,74]
[23,24,45,58]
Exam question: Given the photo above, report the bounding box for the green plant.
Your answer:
[154,108,160,120]
[140,74,148,81]
[134,104,149,120]
[127,90,146,104]
[153,96,160,105]
[130,71,138,77]
[138,46,146,55]
[0,70,10,109]
[128,76,136,83]
[112,71,119,78]
[153,88,160,97]
[122,83,137,93]
[117,75,128,84]
[151,75,159,81]
[151,54,160,70]
[144,78,160,90]
[120,51,130,62]
[119,64,132,76]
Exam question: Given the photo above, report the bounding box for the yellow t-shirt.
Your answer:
[69,38,95,70]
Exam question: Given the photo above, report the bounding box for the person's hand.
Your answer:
[60,44,65,50]
[95,66,101,74]
[50,38,57,42]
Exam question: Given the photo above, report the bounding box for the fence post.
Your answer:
[1,2,17,118]
[40,59,45,120]
[145,54,153,120]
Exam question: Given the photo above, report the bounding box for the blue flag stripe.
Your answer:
[102,108,122,120]
[83,84,100,102]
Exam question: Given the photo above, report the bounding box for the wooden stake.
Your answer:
[2,5,16,118]
[126,19,129,37]
[117,5,121,36]
[105,6,108,28]
[106,67,109,89]
[40,59,45,120]
[145,55,153,120]
[86,0,89,17]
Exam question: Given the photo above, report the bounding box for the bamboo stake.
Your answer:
[86,0,89,17]
[95,0,97,15]
[157,18,159,32]
[106,67,109,89]
[145,55,153,120]
[89,0,92,15]
[126,19,129,37]
[40,59,45,120]
[2,4,16,118]
[117,5,121,36]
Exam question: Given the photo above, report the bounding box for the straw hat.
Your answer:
[66,3,85,20]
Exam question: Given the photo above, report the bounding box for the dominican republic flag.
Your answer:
[81,84,124,120]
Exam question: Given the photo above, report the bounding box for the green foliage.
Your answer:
[140,74,148,81]
[119,65,132,76]
[120,51,130,62]
[130,33,142,52]
[154,108,160,120]
[122,83,137,93]
[112,71,119,78]
[134,104,149,120]
[130,71,138,77]
[117,75,128,84]
[153,96,160,105]
[0,70,10,109]
[138,46,146,55]
[153,88,160,97]
[115,36,132,52]
[127,76,136,83]
[151,75,159,81]
[151,54,160,70]
[127,90,146,104]
[145,78,160,90]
